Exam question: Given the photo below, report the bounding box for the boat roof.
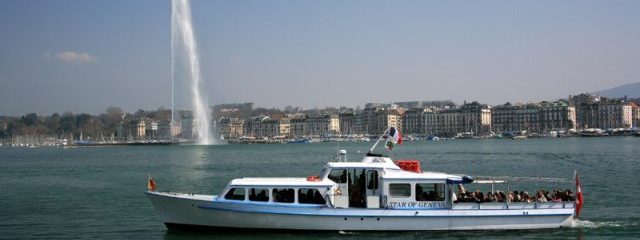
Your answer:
[382,168,462,181]
[327,155,463,181]
[325,156,401,170]
[229,177,334,187]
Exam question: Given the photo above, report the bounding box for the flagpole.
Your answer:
[368,127,390,154]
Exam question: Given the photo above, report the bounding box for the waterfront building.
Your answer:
[376,109,404,135]
[144,120,158,140]
[597,101,633,129]
[361,105,404,136]
[491,103,540,134]
[538,101,576,132]
[631,102,640,128]
[492,101,576,134]
[338,112,360,135]
[157,120,172,140]
[424,102,491,137]
[260,118,290,138]
[136,120,146,140]
[360,106,379,136]
[403,108,427,136]
[304,114,340,137]
[243,116,268,138]
[217,118,244,139]
[241,116,290,139]
[569,94,633,129]
[289,117,306,138]
[569,93,603,129]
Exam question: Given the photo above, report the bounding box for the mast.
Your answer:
[368,127,390,154]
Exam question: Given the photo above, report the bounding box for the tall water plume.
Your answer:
[171,0,214,145]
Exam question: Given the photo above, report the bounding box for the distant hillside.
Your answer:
[595,82,640,99]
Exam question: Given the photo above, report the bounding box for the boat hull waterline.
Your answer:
[147,191,574,231]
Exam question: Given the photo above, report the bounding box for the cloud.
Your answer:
[54,51,97,63]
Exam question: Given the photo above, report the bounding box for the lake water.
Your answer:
[1,137,639,239]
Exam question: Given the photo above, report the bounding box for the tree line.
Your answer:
[0,107,171,140]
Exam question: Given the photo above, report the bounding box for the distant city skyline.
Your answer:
[1,0,639,116]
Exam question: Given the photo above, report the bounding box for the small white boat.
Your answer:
[146,127,582,231]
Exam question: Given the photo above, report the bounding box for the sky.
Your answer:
[1,0,639,116]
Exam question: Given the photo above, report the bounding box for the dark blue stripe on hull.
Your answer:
[165,222,335,233]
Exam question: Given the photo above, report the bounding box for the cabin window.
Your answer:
[389,183,412,198]
[367,170,379,190]
[298,188,326,204]
[415,183,445,201]
[248,188,269,202]
[224,188,245,201]
[328,169,348,184]
[273,188,295,203]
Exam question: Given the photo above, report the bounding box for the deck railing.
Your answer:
[452,201,575,210]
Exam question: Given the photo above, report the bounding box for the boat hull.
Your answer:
[146,191,575,231]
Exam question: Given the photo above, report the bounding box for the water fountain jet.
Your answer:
[171,0,214,145]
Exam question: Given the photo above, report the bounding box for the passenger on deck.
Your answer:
[565,189,575,201]
[551,190,562,202]
[486,192,495,202]
[476,192,485,203]
[513,191,522,202]
[522,191,532,203]
[536,190,548,202]
[497,191,506,202]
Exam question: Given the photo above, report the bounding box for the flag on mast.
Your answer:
[147,174,156,192]
[385,126,403,150]
[575,173,584,218]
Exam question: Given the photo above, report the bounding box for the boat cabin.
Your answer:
[218,155,469,210]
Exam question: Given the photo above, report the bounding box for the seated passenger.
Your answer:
[536,190,548,202]
[565,189,575,201]
[476,192,485,203]
[249,189,257,200]
[457,184,466,196]
[497,191,506,202]
[513,191,521,202]
[455,192,465,203]
[521,191,532,203]
[486,192,495,202]
[551,190,562,202]
[257,190,268,201]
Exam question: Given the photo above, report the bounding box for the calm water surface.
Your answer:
[1,137,639,239]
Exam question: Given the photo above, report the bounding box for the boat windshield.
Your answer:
[318,167,329,180]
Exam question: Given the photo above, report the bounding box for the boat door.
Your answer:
[327,169,349,206]
[348,168,367,208]
[365,169,381,208]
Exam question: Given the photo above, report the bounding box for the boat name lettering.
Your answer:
[387,201,445,208]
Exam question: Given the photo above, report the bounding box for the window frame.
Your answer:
[367,170,379,190]
[248,188,270,202]
[415,183,445,202]
[389,183,412,198]
[272,188,295,203]
[298,188,326,205]
[224,187,246,201]
[328,169,348,184]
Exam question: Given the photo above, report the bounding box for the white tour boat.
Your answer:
[146,127,583,231]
